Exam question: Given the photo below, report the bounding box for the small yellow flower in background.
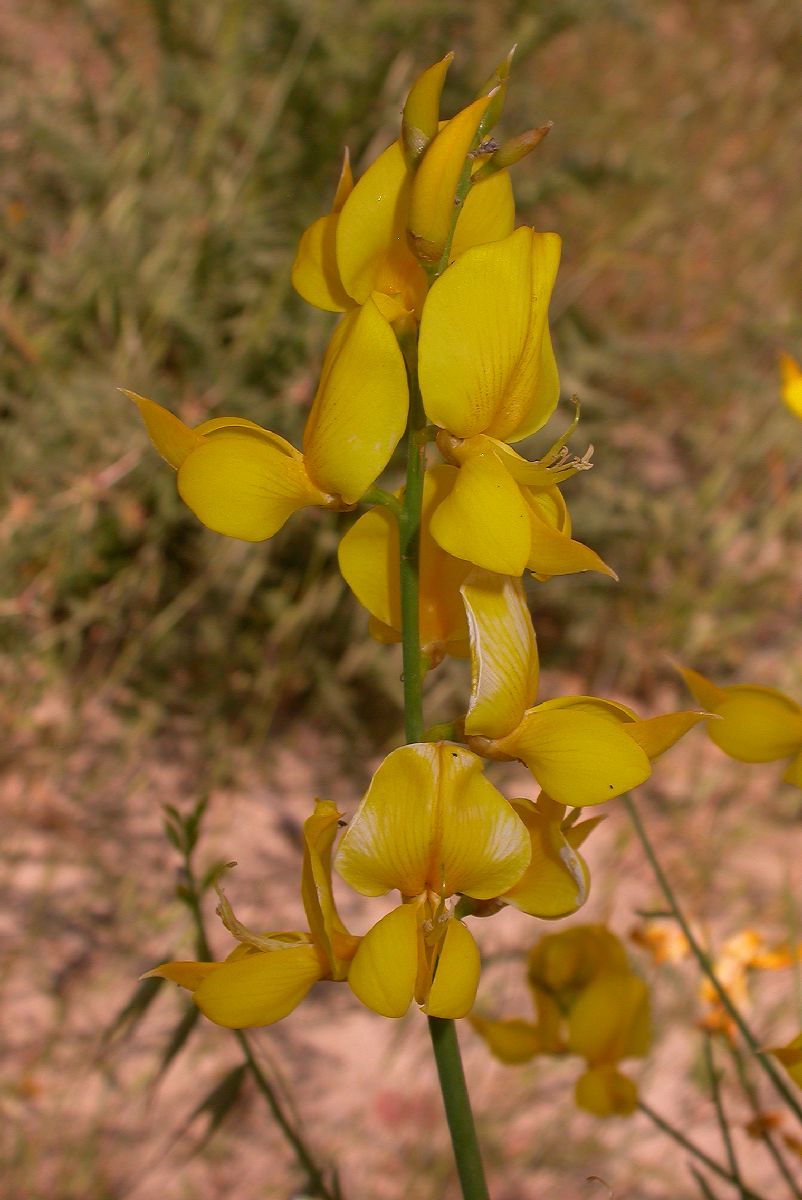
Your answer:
[767,1032,802,1089]
[460,569,706,806]
[678,666,802,787]
[146,802,359,1027]
[780,352,802,420]
[127,299,408,541]
[631,919,798,1040]
[334,742,531,1019]
[338,465,471,662]
[472,925,651,1117]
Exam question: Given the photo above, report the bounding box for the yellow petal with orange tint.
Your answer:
[192,944,324,1027]
[303,301,408,502]
[301,801,359,980]
[537,696,707,761]
[575,1066,639,1117]
[461,569,539,739]
[430,453,532,575]
[568,971,651,1064]
[780,353,802,420]
[177,427,327,541]
[419,226,561,441]
[426,920,481,1018]
[495,707,652,807]
[347,902,419,1018]
[126,391,203,469]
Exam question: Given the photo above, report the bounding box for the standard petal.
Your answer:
[127,391,203,469]
[347,903,419,1018]
[707,686,802,762]
[434,744,531,899]
[335,743,529,900]
[495,707,652,807]
[192,944,324,1027]
[425,920,481,1018]
[462,569,539,739]
[303,301,408,502]
[335,140,426,310]
[335,743,442,897]
[450,169,515,262]
[177,428,327,541]
[430,453,532,575]
[419,226,561,441]
[536,696,707,761]
[502,797,591,919]
[470,1016,541,1063]
[291,213,352,312]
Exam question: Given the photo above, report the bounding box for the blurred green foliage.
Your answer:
[3,0,802,756]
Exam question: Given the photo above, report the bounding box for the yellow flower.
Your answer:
[461,570,704,806]
[472,925,651,1117]
[417,229,611,577]
[145,802,359,1027]
[767,1032,802,1089]
[334,743,530,1019]
[499,792,604,918]
[780,353,802,420]
[678,666,802,787]
[291,59,515,324]
[128,300,408,541]
[338,465,471,661]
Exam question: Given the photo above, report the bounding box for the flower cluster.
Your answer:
[141,55,704,1031]
[472,925,651,1116]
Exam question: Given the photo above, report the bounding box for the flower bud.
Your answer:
[472,123,552,181]
[401,52,453,167]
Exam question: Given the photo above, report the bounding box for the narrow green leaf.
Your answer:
[157,1003,201,1080]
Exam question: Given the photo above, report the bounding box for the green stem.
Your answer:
[396,335,489,1197]
[428,1019,490,1200]
[623,793,802,1126]
[725,1040,802,1200]
[638,1101,769,1200]
[703,1034,746,1197]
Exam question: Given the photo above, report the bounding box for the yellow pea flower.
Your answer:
[338,464,471,661]
[334,743,530,1019]
[460,570,705,806]
[780,353,802,420]
[291,59,516,324]
[678,666,802,787]
[417,229,611,577]
[145,802,359,1028]
[472,925,651,1116]
[128,300,408,541]
[500,792,603,918]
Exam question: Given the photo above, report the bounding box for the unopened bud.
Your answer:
[401,52,454,168]
[474,45,516,136]
[472,123,553,181]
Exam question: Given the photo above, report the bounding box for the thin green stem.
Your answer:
[623,793,802,1126]
[638,1101,769,1200]
[703,1034,746,1197]
[428,1019,490,1200]
[725,1039,802,1199]
[182,849,339,1200]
